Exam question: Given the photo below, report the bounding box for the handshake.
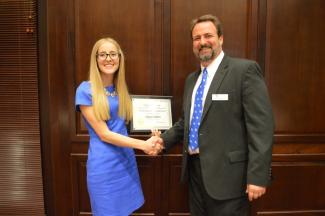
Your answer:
[142,129,164,156]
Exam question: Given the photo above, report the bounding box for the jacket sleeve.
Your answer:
[161,115,185,151]
[160,73,194,151]
[242,61,275,186]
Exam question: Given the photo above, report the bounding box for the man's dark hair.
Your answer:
[190,14,223,37]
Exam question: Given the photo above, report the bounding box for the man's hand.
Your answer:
[246,184,266,201]
[143,136,163,155]
[151,129,164,149]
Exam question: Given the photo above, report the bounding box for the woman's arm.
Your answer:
[80,105,161,154]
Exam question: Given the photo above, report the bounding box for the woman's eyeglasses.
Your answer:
[96,52,120,61]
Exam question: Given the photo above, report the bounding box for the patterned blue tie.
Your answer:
[189,68,208,151]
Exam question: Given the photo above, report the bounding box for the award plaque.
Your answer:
[131,95,173,132]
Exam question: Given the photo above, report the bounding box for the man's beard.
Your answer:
[197,45,215,62]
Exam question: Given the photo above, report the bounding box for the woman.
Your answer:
[75,37,161,216]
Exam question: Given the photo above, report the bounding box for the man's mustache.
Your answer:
[199,45,212,51]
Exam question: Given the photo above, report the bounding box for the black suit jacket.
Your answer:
[161,55,274,200]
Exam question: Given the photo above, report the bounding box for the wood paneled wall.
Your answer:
[38,0,325,215]
[251,0,325,215]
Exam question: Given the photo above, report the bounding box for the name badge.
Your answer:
[212,94,228,101]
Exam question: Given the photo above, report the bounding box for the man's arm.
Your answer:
[160,116,185,151]
[242,61,275,200]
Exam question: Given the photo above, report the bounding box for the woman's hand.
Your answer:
[143,136,163,155]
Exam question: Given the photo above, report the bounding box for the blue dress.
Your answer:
[75,81,144,216]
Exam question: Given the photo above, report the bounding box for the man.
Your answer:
[156,14,274,215]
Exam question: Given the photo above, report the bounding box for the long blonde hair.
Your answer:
[89,37,132,122]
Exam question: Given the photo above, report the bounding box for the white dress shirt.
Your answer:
[188,51,224,154]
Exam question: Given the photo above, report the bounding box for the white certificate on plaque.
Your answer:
[131,95,173,132]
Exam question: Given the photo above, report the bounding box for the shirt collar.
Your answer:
[200,51,224,76]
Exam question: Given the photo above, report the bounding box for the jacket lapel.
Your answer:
[201,56,229,121]
[184,71,200,129]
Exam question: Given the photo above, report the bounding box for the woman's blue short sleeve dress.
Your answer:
[75,81,144,216]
